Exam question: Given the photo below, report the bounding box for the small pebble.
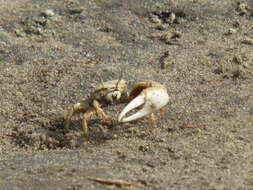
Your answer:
[238,3,248,11]
[237,2,249,15]
[42,9,55,17]
[171,31,182,39]
[14,29,26,37]
[166,12,176,24]
[155,24,166,30]
[69,7,84,14]
[241,38,253,45]
[149,15,161,24]
[226,28,237,35]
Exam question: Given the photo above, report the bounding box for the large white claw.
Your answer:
[118,87,169,122]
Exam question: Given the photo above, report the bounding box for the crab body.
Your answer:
[64,79,128,136]
[90,80,128,105]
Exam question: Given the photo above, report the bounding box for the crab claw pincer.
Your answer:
[118,81,169,122]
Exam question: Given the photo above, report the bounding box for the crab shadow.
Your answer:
[76,119,147,144]
[49,118,144,147]
[10,113,177,150]
[49,116,162,147]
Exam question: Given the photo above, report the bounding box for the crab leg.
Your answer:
[93,100,109,121]
[82,109,95,136]
[64,102,86,132]
[64,101,90,133]
[118,86,169,122]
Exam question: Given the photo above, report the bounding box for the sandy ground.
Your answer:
[0,0,253,189]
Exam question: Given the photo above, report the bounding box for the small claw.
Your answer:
[118,86,169,122]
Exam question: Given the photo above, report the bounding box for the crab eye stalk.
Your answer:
[106,90,121,102]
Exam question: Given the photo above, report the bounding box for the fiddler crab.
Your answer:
[64,78,169,136]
